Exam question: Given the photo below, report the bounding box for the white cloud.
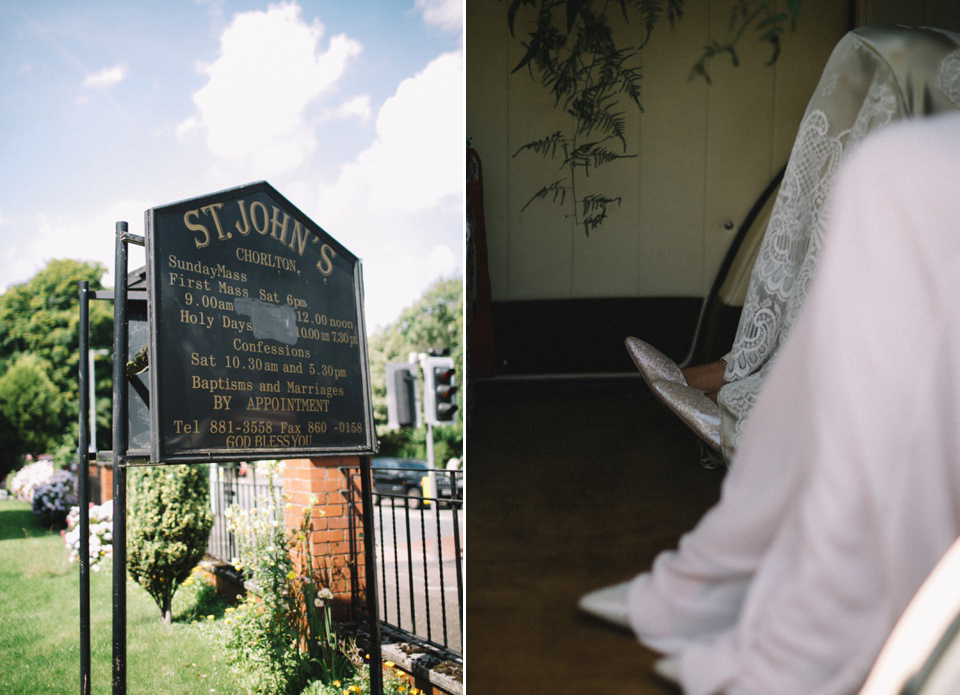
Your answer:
[335,95,372,122]
[316,50,464,217]
[178,2,362,178]
[293,49,463,329]
[415,0,463,33]
[425,243,458,277]
[0,201,149,295]
[83,64,127,89]
[360,241,461,331]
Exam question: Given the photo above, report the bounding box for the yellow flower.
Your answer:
[384,661,395,668]
[206,615,214,620]
[332,681,341,687]
[287,570,296,580]
[225,606,235,613]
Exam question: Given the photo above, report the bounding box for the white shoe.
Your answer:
[653,656,681,684]
[578,581,632,629]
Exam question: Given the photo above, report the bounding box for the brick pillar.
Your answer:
[282,456,365,621]
[92,462,113,504]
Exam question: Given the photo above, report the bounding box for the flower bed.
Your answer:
[63,500,114,571]
[10,459,55,503]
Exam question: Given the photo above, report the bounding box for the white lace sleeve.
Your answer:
[717,26,960,459]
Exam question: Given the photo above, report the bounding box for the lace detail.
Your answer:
[718,26,960,458]
[725,74,898,383]
[717,373,765,459]
[939,49,960,107]
[822,73,839,98]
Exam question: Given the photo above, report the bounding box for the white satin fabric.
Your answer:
[627,114,960,694]
[718,25,960,459]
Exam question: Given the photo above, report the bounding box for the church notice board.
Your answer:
[146,181,376,463]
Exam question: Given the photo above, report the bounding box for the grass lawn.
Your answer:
[0,498,242,694]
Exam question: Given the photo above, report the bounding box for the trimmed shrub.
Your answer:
[127,465,213,623]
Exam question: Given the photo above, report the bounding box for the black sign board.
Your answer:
[146,181,376,463]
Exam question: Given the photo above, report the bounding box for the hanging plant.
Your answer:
[506,0,801,235]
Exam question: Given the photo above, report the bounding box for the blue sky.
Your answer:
[0,0,463,331]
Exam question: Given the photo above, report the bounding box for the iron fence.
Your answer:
[344,465,464,660]
[206,464,279,563]
[205,462,464,663]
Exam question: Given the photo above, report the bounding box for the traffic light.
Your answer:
[386,362,420,428]
[423,356,457,425]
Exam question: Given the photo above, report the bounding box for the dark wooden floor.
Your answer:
[466,377,725,694]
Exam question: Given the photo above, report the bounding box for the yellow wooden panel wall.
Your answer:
[467,1,850,302]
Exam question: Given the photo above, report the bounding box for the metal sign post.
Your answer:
[77,282,91,695]
[112,221,139,694]
[359,454,383,693]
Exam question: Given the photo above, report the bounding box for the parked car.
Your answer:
[371,458,453,509]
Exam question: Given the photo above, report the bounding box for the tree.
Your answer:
[0,259,113,467]
[127,465,214,623]
[367,276,463,463]
[0,354,60,480]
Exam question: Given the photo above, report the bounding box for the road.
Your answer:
[373,502,464,655]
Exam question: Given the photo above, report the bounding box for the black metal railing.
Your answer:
[344,465,464,660]
[206,464,280,563]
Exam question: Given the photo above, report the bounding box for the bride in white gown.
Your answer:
[630,25,960,462]
[582,109,960,693]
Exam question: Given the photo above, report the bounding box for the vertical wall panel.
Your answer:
[466,1,513,300]
[701,3,778,296]
[569,24,643,299]
[636,10,710,297]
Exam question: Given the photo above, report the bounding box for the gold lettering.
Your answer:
[250,201,269,235]
[202,203,228,240]
[270,206,291,244]
[184,209,210,249]
[289,221,310,256]
[235,199,251,236]
[316,243,336,276]
[190,352,217,367]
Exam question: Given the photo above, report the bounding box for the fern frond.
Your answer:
[513,131,570,160]
[580,194,622,235]
[521,179,571,212]
[580,195,622,236]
